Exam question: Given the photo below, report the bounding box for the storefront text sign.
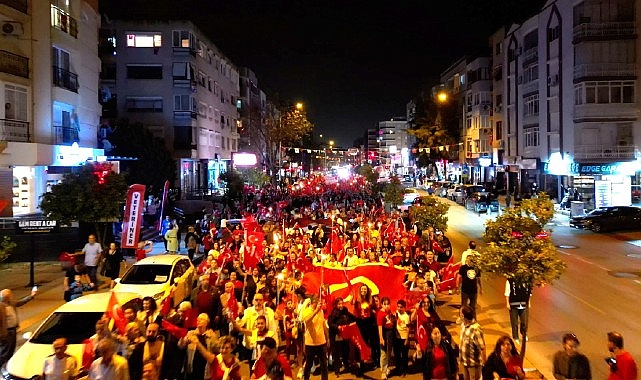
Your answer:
[15,219,59,234]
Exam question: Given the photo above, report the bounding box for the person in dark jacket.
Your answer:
[327,297,355,376]
[423,325,458,380]
[552,333,591,380]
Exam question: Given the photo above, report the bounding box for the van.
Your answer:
[3,292,141,380]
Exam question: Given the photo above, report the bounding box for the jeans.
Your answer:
[0,327,17,369]
[509,307,529,339]
[462,365,482,380]
[380,335,394,378]
[331,338,349,374]
[87,265,98,285]
[393,337,408,375]
[461,291,478,317]
[304,344,328,380]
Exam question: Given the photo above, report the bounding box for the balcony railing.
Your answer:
[573,22,636,42]
[0,50,28,78]
[574,103,640,121]
[52,66,79,92]
[574,144,637,160]
[0,0,27,13]
[522,79,539,95]
[0,119,30,142]
[522,47,538,65]
[52,125,79,145]
[51,5,78,38]
[574,63,636,80]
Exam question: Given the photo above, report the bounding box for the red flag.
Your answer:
[226,290,239,320]
[106,292,127,334]
[160,289,174,316]
[81,339,94,370]
[240,215,260,232]
[243,230,265,269]
[301,263,406,311]
[121,184,146,249]
[161,319,188,339]
[324,228,344,259]
[437,257,461,292]
[416,323,428,352]
[339,322,371,361]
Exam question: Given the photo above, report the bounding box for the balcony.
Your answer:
[53,66,79,93]
[0,119,30,142]
[574,63,636,81]
[574,144,637,160]
[51,5,78,38]
[0,50,28,78]
[52,125,79,146]
[522,79,539,95]
[574,103,639,121]
[573,22,636,43]
[0,0,27,13]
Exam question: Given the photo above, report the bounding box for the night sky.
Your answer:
[102,0,546,147]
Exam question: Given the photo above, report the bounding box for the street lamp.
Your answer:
[326,140,334,170]
[277,102,304,181]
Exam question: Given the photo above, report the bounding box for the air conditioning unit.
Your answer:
[547,74,559,86]
[517,75,523,84]
[1,22,23,36]
[498,140,505,149]
[495,105,502,112]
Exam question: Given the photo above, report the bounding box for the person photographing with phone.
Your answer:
[606,332,637,380]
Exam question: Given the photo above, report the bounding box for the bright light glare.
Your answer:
[336,167,350,179]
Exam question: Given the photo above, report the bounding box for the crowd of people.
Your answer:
[2,175,638,380]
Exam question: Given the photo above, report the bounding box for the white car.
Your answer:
[402,188,421,204]
[3,292,141,380]
[113,254,196,306]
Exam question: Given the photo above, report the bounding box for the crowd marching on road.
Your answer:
[0,174,638,380]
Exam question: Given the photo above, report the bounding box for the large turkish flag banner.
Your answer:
[301,263,406,305]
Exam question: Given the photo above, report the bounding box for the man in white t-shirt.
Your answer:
[42,338,78,380]
[82,234,103,285]
[460,240,479,266]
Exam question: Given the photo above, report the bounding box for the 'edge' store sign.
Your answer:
[544,161,641,176]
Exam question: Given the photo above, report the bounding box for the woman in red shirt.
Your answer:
[190,335,241,380]
[423,326,458,380]
[482,335,525,380]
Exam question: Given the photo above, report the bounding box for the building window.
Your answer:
[171,30,196,48]
[126,33,162,48]
[126,97,163,112]
[126,64,163,79]
[575,81,635,104]
[523,94,539,116]
[547,25,560,42]
[4,84,28,121]
[174,95,194,111]
[495,42,502,55]
[495,121,503,140]
[523,125,539,147]
[523,64,539,83]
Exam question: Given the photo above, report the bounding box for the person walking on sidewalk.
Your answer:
[459,305,486,380]
[0,287,37,368]
[553,333,591,380]
[457,255,482,320]
[81,234,103,285]
[504,278,531,345]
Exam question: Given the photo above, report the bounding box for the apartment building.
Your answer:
[377,117,415,171]
[99,19,240,197]
[0,0,104,217]
[501,0,639,208]
[238,67,267,168]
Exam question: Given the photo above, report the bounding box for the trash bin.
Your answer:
[570,201,584,217]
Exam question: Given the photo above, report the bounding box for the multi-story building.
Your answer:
[377,117,415,172]
[365,128,380,164]
[439,57,468,182]
[1,0,104,217]
[238,67,267,168]
[489,27,508,191]
[501,0,639,208]
[99,20,240,197]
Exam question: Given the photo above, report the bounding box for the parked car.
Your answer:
[464,192,499,213]
[403,188,424,204]
[4,292,142,380]
[447,185,463,201]
[113,254,195,305]
[569,206,641,232]
[433,181,453,197]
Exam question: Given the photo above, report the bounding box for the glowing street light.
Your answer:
[437,91,448,103]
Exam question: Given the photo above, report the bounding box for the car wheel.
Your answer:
[592,222,603,232]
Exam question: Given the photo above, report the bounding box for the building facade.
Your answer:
[1,0,104,216]
[238,67,267,169]
[377,117,415,173]
[99,19,240,198]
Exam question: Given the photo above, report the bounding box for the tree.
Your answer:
[357,164,379,185]
[0,236,16,265]
[39,162,129,244]
[263,102,314,175]
[409,195,450,233]
[238,167,271,187]
[407,91,460,162]
[383,175,404,209]
[218,170,244,210]
[108,119,177,195]
[475,193,566,356]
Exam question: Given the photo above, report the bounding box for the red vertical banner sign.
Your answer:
[158,180,170,232]
[121,184,146,249]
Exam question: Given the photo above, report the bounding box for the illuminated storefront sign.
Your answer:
[544,161,641,176]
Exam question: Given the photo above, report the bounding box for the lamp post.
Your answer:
[327,140,334,170]
[277,102,304,182]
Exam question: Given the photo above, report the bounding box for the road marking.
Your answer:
[557,286,607,315]
[557,249,610,271]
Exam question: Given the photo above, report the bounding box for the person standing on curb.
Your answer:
[504,278,531,345]
[81,234,103,286]
[0,287,37,368]
[459,305,486,380]
[606,331,637,380]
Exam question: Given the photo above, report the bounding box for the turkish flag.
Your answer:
[106,292,127,334]
[244,230,265,269]
[438,257,461,292]
[301,263,406,311]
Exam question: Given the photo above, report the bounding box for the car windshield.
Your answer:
[588,209,610,215]
[120,264,172,284]
[30,312,104,344]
